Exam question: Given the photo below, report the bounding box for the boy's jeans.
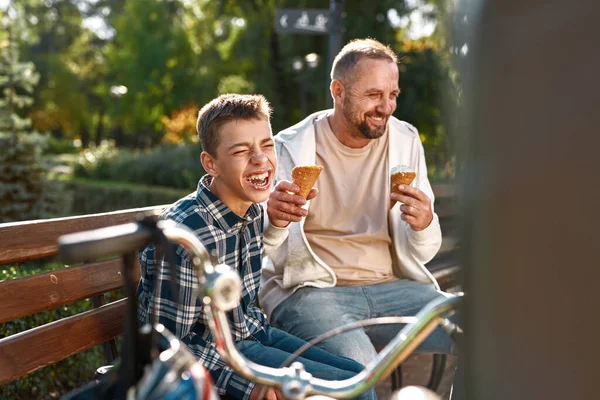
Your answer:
[271,279,459,366]
[236,325,377,400]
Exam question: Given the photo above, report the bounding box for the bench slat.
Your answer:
[0,299,128,384]
[0,258,140,324]
[0,205,165,265]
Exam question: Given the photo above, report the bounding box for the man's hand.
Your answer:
[249,385,285,400]
[391,185,433,231]
[267,180,318,228]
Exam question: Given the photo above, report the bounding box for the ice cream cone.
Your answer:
[292,165,323,198]
[390,165,416,193]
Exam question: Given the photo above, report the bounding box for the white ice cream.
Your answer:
[391,164,413,175]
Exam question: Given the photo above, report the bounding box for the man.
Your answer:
[136,94,376,400]
[260,39,457,366]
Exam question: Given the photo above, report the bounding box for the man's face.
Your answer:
[341,58,400,139]
[207,117,276,212]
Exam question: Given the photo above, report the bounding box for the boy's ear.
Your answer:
[200,151,218,177]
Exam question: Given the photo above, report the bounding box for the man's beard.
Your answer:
[343,97,388,139]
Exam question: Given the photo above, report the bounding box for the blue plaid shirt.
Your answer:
[137,175,267,399]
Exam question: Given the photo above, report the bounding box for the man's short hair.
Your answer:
[196,93,272,156]
[330,38,398,84]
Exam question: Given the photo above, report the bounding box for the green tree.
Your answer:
[11,0,458,170]
[15,0,103,146]
[394,38,457,177]
[190,0,457,169]
[0,15,39,140]
[106,0,202,147]
[0,6,67,222]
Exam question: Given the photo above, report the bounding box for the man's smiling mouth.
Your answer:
[367,115,386,125]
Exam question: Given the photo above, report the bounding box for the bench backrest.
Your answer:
[0,205,165,384]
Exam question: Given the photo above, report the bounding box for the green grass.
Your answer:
[1,261,65,281]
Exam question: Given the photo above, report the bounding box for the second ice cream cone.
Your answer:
[390,165,416,193]
[292,165,323,198]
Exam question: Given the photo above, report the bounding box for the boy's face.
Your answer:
[202,117,276,215]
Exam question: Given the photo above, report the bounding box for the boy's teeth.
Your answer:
[248,172,268,181]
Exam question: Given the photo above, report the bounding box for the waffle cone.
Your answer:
[391,171,416,193]
[292,165,323,198]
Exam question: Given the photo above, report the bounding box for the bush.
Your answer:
[73,141,204,190]
[66,178,190,215]
[43,136,79,155]
[0,263,120,400]
[0,134,72,223]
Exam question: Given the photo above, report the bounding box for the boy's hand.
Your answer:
[250,385,285,400]
[267,180,318,228]
[391,184,433,231]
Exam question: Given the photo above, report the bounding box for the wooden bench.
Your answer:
[0,183,459,387]
[0,205,164,385]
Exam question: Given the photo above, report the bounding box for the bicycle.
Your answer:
[58,214,462,400]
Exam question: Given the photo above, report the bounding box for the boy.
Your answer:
[137,94,376,400]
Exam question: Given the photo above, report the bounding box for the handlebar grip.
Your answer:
[58,222,154,263]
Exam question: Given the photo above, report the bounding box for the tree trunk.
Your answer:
[80,124,90,148]
[112,126,123,147]
[95,113,104,145]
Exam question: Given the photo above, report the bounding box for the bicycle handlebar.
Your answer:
[57,218,462,400]
[58,217,242,312]
[59,222,154,262]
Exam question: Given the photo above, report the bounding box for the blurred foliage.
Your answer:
[161,103,200,144]
[3,0,461,170]
[43,134,79,155]
[394,37,458,169]
[428,155,456,184]
[0,23,70,222]
[105,0,202,146]
[74,140,204,190]
[0,7,40,137]
[67,178,189,215]
[0,134,53,222]
[0,262,121,400]
[217,74,256,95]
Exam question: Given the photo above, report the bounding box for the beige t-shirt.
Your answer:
[303,115,399,286]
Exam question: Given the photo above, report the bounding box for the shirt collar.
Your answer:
[195,175,262,232]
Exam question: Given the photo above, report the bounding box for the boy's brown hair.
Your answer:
[196,93,272,156]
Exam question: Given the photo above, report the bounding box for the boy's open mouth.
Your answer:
[245,170,271,190]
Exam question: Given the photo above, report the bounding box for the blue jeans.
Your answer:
[270,279,458,366]
[236,325,377,400]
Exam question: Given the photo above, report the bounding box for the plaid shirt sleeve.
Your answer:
[138,243,256,400]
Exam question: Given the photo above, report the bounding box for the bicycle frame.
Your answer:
[58,216,462,400]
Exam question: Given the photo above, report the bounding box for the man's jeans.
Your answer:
[271,279,458,366]
[236,325,377,400]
